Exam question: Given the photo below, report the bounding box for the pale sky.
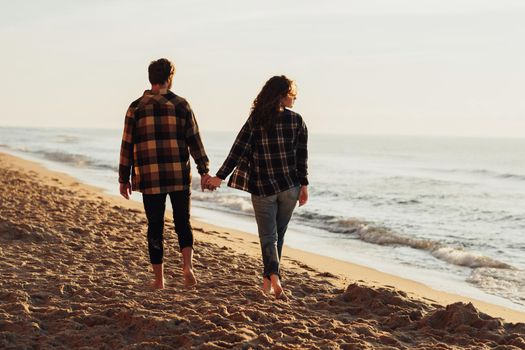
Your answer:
[1,0,524,137]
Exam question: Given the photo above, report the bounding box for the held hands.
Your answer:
[200,173,223,191]
[206,176,223,191]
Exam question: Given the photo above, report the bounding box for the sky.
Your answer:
[1,0,524,137]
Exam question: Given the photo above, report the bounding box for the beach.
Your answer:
[1,151,524,349]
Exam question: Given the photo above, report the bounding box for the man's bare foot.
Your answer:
[183,268,197,288]
[181,247,196,287]
[262,278,273,294]
[151,263,164,289]
[150,279,165,290]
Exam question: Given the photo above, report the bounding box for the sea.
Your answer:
[1,126,524,313]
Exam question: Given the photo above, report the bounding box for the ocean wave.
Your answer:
[192,190,253,215]
[307,187,342,199]
[393,199,421,205]
[56,134,80,144]
[295,211,513,270]
[383,175,457,187]
[498,173,525,181]
[471,169,525,181]
[431,247,512,269]
[425,167,525,182]
[35,150,117,172]
[497,214,525,222]
[353,224,437,250]
[304,187,422,206]
[467,268,525,305]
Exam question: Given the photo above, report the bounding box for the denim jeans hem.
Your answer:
[263,272,281,280]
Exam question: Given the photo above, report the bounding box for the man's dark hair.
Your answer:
[148,58,175,85]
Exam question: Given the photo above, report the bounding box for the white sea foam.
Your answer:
[39,151,91,166]
[467,268,525,304]
[359,226,512,269]
[293,214,514,270]
[32,150,117,171]
[193,192,253,215]
[355,223,438,250]
[431,247,512,269]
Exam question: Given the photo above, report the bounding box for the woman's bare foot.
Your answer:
[262,278,273,294]
[183,267,197,288]
[270,274,285,299]
[275,289,288,300]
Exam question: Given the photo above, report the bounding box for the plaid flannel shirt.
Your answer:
[216,109,308,196]
[119,89,209,194]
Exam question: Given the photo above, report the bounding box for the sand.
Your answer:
[0,151,524,349]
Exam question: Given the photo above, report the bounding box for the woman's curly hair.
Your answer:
[250,75,295,130]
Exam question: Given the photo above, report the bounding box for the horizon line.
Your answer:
[0,124,523,140]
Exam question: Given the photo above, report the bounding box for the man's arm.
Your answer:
[184,102,211,189]
[118,105,135,199]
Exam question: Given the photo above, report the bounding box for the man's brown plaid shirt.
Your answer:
[119,89,209,194]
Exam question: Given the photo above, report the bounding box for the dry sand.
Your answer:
[1,152,524,349]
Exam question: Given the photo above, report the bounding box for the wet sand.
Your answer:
[1,152,524,349]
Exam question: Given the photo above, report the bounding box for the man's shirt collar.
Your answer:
[144,88,169,96]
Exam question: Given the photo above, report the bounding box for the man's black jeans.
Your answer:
[142,190,193,264]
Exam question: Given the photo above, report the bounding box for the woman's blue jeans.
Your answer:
[251,186,300,280]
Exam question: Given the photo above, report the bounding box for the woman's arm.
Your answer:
[215,120,253,181]
[296,119,308,186]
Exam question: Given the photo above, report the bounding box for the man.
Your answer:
[119,58,210,289]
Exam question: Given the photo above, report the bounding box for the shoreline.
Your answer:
[5,146,524,314]
[1,151,525,349]
[2,132,524,315]
[1,151,524,324]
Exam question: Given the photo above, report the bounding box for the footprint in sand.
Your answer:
[316,272,337,278]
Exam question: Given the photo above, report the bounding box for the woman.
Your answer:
[208,75,308,299]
